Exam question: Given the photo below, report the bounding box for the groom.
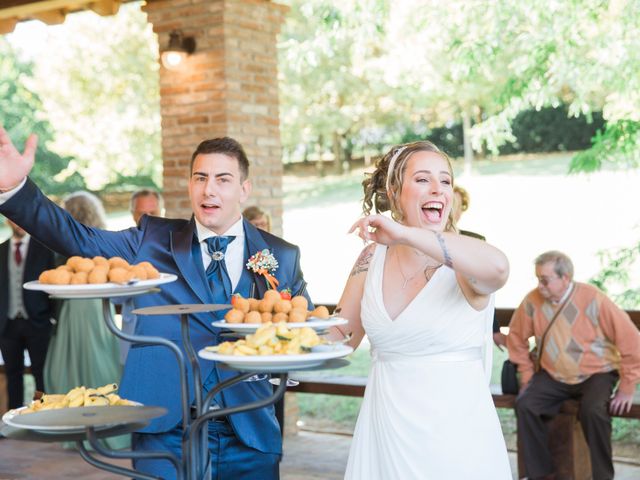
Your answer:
[0,127,311,479]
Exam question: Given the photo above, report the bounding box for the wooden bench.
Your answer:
[288,307,640,480]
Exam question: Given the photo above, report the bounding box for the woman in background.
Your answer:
[44,191,127,449]
[243,205,271,231]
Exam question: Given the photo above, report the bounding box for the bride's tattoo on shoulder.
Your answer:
[350,245,374,277]
[435,232,453,268]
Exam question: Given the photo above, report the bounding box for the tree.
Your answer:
[589,239,640,309]
[0,39,84,195]
[279,0,407,173]
[380,0,517,170]
[352,0,640,172]
[8,2,161,190]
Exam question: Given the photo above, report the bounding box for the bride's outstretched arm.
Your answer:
[326,244,374,350]
[349,214,509,296]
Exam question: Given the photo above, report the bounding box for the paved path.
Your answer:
[1,429,638,479]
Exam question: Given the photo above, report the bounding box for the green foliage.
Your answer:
[281,0,640,166]
[501,107,605,155]
[101,173,160,194]
[570,120,640,173]
[467,0,640,161]
[0,39,85,195]
[589,238,640,309]
[612,418,640,443]
[9,2,161,190]
[279,0,402,164]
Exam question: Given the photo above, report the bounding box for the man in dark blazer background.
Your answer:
[0,218,56,410]
[0,127,311,479]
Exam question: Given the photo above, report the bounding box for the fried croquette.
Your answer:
[263,289,281,304]
[273,300,292,314]
[225,309,245,324]
[88,266,109,284]
[70,272,89,285]
[49,269,72,285]
[129,265,148,281]
[288,308,307,323]
[92,256,109,267]
[291,296,309,311]
[108,267,133,284]
[310,305,330,319]
[74,258,95,273]
[245,311,262,324]
[258,299,274,313]
[108,257,130,269]
[273,312,288,323]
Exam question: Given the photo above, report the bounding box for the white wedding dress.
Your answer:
[344,245,511,480]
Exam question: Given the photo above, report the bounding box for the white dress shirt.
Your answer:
[194,217,245,290]
[0,177,27,205]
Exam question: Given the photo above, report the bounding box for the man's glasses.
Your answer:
[537,275,560,287]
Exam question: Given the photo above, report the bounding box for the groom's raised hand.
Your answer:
[0,126,37,192]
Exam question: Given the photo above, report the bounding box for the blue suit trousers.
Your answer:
[133,421,280,480]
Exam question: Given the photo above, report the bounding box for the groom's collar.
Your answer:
[194,217,244,243]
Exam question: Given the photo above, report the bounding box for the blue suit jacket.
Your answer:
[0,179,311,455]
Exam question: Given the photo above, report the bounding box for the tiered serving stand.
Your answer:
[2,276,352,480]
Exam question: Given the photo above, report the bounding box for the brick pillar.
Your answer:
[142,0,287,235]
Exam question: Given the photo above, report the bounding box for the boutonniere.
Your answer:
[246,249,280,290]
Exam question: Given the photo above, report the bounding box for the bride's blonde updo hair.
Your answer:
[362,140,457,232]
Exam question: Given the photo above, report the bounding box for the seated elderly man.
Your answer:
[507,250,640,480]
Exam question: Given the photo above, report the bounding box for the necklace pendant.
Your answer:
[401,278,409,289]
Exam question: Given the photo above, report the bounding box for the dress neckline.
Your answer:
[379,245,442,323]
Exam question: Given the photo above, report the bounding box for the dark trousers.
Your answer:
[133,420,280,480]
[274,385,285,439]
[0,318,51,409]
[515,370,618,480]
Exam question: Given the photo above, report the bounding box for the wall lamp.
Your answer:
[161,30,196,70]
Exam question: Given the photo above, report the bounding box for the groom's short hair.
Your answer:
[190,137,249,181]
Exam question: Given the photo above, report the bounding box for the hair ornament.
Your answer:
[385,146,408,192]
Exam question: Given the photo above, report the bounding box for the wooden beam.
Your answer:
[0,0,129,21]
[90,0,120,16]
[0,17,18,34]
[31,9,66,25]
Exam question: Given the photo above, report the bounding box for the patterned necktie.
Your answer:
[204,236,235,302]
[14,242,22,266]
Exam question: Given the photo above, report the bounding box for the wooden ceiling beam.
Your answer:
[31,9,67,25]
[0,0,129,33]
[0,17,18,35]
[0,1,89,20]
[0,0,129,21]
[90,0,120,16]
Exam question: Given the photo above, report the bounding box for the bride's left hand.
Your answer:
[348,214,407,246]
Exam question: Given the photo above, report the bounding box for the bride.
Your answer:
[334,141,512,479]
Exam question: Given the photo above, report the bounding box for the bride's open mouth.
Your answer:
[421,201,444,223]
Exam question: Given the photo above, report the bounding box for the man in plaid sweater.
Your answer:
[508,250,640,480]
